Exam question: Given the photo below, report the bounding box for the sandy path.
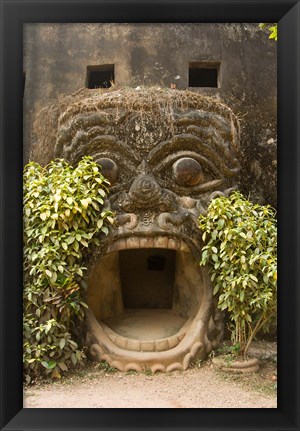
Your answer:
[24,366,277,408]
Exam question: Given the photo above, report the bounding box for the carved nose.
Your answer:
[129,173,162,209]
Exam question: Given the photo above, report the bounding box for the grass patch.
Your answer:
[94,361,118,374]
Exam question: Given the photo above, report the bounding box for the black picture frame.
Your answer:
[1,0,299,430]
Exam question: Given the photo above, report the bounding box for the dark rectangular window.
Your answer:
[86,64,115,89]
[189,63,219,88]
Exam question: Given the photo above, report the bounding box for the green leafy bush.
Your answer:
[199,191,277,356]
[23,156,114,383]
[259,23,278,41]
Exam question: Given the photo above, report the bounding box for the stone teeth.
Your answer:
[140,341,155,352]
[154,237,168,248]
[108,236,191,253]
[139,237,150,248]
[115,335,127,350]
[168,238,179,250]
[155,339,169,351]
[115,239,127,251]
[146,237,154,247]
[126,237,140,249]
[168,336,180,349]
[177,332,185,342]
[126,339,141,351]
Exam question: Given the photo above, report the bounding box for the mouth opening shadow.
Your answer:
[87,246,202,342]
[104,248,186,341]
[120,248,175,309]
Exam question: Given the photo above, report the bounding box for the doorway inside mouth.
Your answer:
[119,248,175,309]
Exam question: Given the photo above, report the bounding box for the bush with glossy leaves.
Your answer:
[199,191,277,356]
[23,156,114,383]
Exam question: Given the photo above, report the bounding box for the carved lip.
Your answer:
[101,317,192,352]
[93,234,199,353]
[88,307,206,373]
[104,233,200,255]
[87,232,208,372]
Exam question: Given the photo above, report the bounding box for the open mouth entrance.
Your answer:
[103,249,186,341]
[86,240,216,371]
[87,243,203,351]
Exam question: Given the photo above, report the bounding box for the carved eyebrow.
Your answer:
[174,110,231,133]
[57,131,139,169]
[55,110,140,161]
[174,110,240,154]
[56,126,105,158]
[174,110,239,145]
[55,110,140,167]
[55,112,112,153]
[147,134,240,179]
[59,111,111,131]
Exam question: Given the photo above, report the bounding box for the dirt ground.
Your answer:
[24,342,277,409]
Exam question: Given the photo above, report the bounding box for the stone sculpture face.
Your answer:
[55,88,240,372]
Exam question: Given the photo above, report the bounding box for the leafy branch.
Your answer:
[199,192,277,357]
[23,156,114,383]
[259,23,278,41]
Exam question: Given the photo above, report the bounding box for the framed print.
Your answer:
[1,0,299,430]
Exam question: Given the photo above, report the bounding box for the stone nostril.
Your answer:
[131,175,160,194]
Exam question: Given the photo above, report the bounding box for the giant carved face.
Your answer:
[55,88,240,372]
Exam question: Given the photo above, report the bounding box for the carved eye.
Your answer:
[172,157,203,187]
[97,158,119,185]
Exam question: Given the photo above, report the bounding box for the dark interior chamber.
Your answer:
[119,248,176,309]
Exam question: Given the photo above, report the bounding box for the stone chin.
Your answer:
[54,87,240,372]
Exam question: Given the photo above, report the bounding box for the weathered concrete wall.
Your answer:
[23,23,277,206]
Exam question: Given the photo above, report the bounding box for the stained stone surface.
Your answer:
[23,23,277,372]
[24,23,277,207]
[52,88,240,372]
